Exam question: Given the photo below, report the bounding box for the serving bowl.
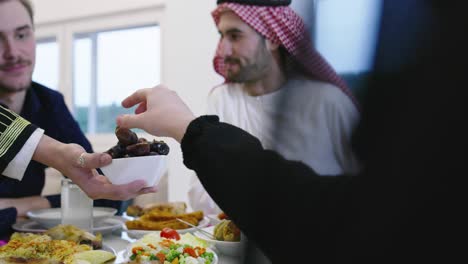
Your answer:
[194,226,246,257]
[100,155,167,187]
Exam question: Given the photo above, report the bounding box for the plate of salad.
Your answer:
[124,227,218,264]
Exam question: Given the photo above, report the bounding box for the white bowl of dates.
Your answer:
[100,127,169,187]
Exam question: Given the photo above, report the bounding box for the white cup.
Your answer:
[61,178,93,231]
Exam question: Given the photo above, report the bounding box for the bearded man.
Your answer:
[187,1,361,262]
[189,0,361,217]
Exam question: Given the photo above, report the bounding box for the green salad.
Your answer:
[129,232,215,264]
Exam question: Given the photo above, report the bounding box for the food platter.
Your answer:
[124,216,210,239]
[13,216,125,235]
[0,230,117,264]
[122,202,210,239]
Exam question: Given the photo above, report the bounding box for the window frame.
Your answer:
[34,8,164,151]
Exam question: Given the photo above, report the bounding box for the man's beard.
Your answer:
[224,43,272,83]
[225,61,268,83]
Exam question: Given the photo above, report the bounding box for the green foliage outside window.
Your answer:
[75,103,142,134]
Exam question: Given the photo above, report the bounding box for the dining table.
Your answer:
[8,209,245,263]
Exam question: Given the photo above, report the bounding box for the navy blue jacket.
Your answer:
[0,82,124,237]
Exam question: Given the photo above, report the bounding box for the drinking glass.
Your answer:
[61,178,93,231]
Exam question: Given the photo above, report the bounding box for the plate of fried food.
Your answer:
[0,225,116,264]
[123,202,209,239]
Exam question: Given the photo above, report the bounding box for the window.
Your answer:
[33,39,59,90]
[33,8,163,140]
[73,25,161,134]
[32,4,170,201]
[313,0,382,101]
[314,0,382,74]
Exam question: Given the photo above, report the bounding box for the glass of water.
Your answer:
[61,178,93,231]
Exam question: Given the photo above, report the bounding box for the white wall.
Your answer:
[162,1,223,205]
[31,0,223,205]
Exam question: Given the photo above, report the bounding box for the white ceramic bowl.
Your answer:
[100,155,167,187]
[194,226,246,257]
[26,207,117,229]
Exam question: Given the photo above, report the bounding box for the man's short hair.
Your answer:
[0,0,34,23]
[19,0,34,23]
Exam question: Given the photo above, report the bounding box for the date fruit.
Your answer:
[105,127,169,159]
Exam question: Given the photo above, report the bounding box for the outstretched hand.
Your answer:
[117,85,196,142]
[60,144,157,200]
[33,136,157,201]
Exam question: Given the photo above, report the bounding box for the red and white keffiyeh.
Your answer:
[212,3,359,107]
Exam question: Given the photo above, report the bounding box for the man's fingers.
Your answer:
[116,113,145,130]
[135,101,147,114]
[110,180,154,200]
[85,179,149,200]
[121,88,151,108]
[124,179,148,191]
[139,186,158,195]
[79,152,112,169]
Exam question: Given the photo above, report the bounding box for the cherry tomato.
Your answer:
[183,247,198,258]
[160,227,181,240]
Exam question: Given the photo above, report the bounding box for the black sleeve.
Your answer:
[181,116,354,261]
[0,106,38,173]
